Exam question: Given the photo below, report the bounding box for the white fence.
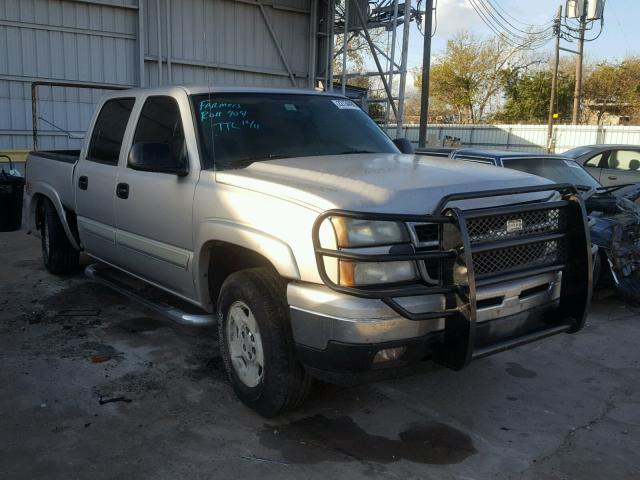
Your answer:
[384,124,640,153]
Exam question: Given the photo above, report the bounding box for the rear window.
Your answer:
[87,98,135,165]
[562,146,594,159]
[457,155,495,165]
[503,157,600,189]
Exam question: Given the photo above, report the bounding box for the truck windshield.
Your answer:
[503,157,601,190]
[190,93,399,170]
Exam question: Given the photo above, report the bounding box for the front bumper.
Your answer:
[289,271,563,375]
[299,183,592,375]
[295,301,565,381]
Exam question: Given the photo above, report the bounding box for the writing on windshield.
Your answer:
[198,101,261,132]
[191,93,399,170]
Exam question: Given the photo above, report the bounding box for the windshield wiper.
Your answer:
[334,149,379,155]
[596,183,636,193]
[231,154,290,167]
[239,154,290,162]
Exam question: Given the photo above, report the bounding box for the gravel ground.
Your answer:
[1,230,639,479]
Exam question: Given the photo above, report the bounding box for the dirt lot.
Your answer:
[1,230,639,479]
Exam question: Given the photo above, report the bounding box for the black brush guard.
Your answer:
[312,184,593,370]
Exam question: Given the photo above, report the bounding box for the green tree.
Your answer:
[584,58,640,124]
[493,69,574,124]
[415,32,535,124]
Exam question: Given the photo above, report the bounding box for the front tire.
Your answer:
[217,267,312,417]
[40,200,80,275]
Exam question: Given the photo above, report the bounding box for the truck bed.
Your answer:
[25,150,80,212]
[31,150,80,164]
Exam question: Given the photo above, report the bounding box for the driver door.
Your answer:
[114,95,198,299]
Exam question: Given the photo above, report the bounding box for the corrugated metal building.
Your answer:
[0,0,318,151]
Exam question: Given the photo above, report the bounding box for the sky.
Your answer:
[404,0,638,74]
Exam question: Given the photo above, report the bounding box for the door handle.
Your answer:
[78,176,88,190]
[116,183,129,199]
[608,175,618,180]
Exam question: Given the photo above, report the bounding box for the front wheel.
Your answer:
[217,267,312,417]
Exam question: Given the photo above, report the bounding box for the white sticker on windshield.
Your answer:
[564,160,582,169]
[332,99,360,110]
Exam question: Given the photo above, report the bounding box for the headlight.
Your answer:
[331,217,410,247]
[339,260,419,286]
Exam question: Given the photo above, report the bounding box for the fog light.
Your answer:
[373,346,407,364]
[456,265,468,276]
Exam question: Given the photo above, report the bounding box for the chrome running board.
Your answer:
[85,263,216,327]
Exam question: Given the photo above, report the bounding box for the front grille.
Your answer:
[472,238,568,277]
[466,208,566,244]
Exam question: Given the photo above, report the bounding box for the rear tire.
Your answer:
[217,267,312,417]
[40,200,80,275]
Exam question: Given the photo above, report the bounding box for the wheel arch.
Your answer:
[194,220,300,309]
[28,188,80,251]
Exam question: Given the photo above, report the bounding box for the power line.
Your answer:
[477,0,554,45]
[484,0,554,35]
[467,0,554,50]
[487,0,554,28]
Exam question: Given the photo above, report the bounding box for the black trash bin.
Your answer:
[0,155,25,232]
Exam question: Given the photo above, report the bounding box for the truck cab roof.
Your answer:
[102,85,342,100]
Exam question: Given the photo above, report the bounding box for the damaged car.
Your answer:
[449,149,640,304]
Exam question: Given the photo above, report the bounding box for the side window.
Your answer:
[131,96,186,168]
[608,150,640,171]
[87,98,135,165]
[584,153,604,168]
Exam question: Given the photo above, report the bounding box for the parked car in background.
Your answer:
[414,147,458,158]
[449,149,640,304]
[563,144,640,187]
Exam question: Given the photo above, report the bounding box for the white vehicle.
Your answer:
[25,86,593,416]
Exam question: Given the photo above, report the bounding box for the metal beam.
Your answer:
[156,0,163,85]
[62,0,139,10]
[308,0,318,88]
[31,81,129,151]
[559,46,580,55]
[229,0,310,15]
[337,70,402,78]
[385,0,400,125]
[166,0,173,84]
[138,0,145,87]
[395,0,411,137]
[328,0,335,91]
[258,2,297,86]
[143,56,308,78]
[370,41,402,71]
[351,0,398,117]
[341,0,349,95]
[0,19,136,40]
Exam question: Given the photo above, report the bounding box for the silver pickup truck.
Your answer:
[25,86,592,416]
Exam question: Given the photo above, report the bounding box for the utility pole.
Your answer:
[418,0,434,148]
[546,5,562,152]
[571,7,586,124]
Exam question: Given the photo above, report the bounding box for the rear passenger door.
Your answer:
[114,95,198,298]
[599,149,640,186]
[75,97,135,264]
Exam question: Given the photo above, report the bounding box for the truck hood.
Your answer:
[216,153,554,214]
